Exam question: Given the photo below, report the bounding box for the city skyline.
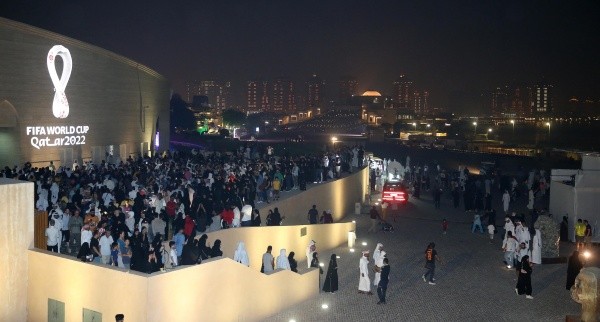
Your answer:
[1,1,598,114]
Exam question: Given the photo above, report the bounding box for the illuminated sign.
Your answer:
[47,45,72,119]
[25,45,90,150]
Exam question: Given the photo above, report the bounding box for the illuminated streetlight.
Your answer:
[488,128,492,133]
[473,121,478,135]
[510,119,515,134]
[361,241,368,246]
[412,122,417,131]
[426,124,431,128]
[545,122,551,135]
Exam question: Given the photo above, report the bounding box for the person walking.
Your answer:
[358,251,372,294]
[322,254,339,293]
[502,190,511,214]
[373,243,386,286]
[306,240,316,268]
[261,245,274,273]
[368,206,381,233]
[307,205,319,224]
[516,255,534,299]
[422,242,440,285]
[502,231,518,269]
[575,219,586,251]
[377,257,390,305]
[472,213,484,234]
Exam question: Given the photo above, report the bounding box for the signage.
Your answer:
[25,45,90,150]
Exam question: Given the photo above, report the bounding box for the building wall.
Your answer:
[0,179,34,322]
[0,18,170,167]
[257,165,369,225]
[25,172,360,321]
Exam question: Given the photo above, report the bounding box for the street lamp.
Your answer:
[472,121,478,135]
[510,119,515,134]
[426,124,431,128]
[545,122,551,135]
[488,128,492,133]
[412,122,417,131]
[331,136,338,149]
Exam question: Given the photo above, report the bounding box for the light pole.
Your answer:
[472,121,477,135]
[331,136,338,149]
[546,122,551,136]
[412,122,417,131]
[510,120,515,135]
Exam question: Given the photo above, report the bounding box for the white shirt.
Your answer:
[503,237,518,252]
[81,229,92,245]
[99,235,114,256]
[45,226,61,246]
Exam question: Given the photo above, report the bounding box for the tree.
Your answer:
[170,94,196,131]
[221,109,246,127]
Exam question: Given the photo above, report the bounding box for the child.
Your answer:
[442,219,448,234]
[487,224,495,241]
[169,241,178,267]
[110,242,120,267]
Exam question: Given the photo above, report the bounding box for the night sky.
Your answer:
[1,1,599,113]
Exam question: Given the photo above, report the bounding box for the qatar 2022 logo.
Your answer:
[24,45,90,149]
[47,45,72,119]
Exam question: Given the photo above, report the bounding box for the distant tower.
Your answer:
[338,76,358,102]
[246,81,258,110]
[307,74,324,109]
[534,83,553,115]
[272,77,296,112]
[393,75,413,109]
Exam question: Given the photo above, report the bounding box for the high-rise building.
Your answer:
[307,74,324,109]
[272,77,296,112]
[186,80,231,110]
[534,83,553,115]
[246,81,258,110]
[413,90,429,115]
[247,80,271,112]
[338,76,358,102]
[491,86,509,116]
[392,75,413,109]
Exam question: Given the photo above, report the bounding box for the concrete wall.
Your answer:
[147,258,318,322]
[550,180,575,240]
[27,250,149,322]
[0,18,170,167]
[257,166,369,225]
[0,179,34,321]
[23,166,360,321]
[205,222,355,271]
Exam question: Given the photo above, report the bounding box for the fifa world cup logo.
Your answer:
[47,45,72,118]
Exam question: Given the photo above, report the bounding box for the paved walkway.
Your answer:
[267,186,582,321]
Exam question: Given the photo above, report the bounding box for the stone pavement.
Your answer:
[266,186,581,321]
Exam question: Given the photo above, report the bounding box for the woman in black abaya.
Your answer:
[516,255,533,298]
[566,250,583,290]
[322,254,339,293]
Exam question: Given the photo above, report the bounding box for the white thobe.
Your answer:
[358,257,370,292]
[373,251,385,286]
[531,230,542,264]
[502,193,510,212]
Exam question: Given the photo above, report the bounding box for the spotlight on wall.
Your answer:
[319,262,325,267]
[349,248,355,252]
[289,319,297,322]
[321,304,329,309]
[361,242,367,246]
[336,255,341,259]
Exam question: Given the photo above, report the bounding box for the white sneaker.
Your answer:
[428,282,436,285]
[526,295,534,300]
[514,288,518,295]
[422,275,426,282]
[507,265,512,269]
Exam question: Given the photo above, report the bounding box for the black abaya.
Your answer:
[516,260,532,296]
[322,254,339,293]
[566,251,583,290]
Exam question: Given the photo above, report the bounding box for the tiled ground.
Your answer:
[266,186,582,322]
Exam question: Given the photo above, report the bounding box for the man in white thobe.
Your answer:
[373,243,386,286]
[530,229,542,264]
[502,190,510,213]
[359,251,372,294]
[306,240,316,268]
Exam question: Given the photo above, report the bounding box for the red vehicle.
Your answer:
[382,181,408,205]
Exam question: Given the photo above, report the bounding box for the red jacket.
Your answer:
[166,200,177,218]
[221,209,234,225]
[184,216,196,237]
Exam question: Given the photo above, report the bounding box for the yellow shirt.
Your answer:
[575,222,586,237]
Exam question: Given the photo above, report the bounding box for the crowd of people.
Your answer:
[0,142,371,274]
